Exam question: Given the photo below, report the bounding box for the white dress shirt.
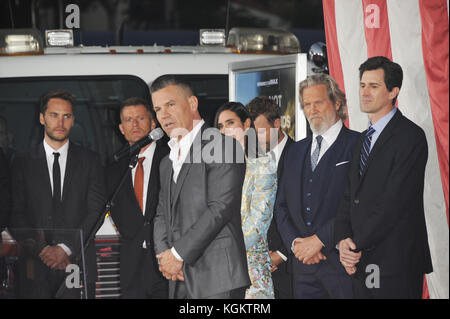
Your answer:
[42,139,71,256]
[43,139,69,199]
[168,119,205,183]
[131,141,156,215]
[270,132,288,167]
[310,119,343,164]
[268,132,289,262]
[167,119,204,261]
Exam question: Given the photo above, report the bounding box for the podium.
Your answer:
[0,227,87,299]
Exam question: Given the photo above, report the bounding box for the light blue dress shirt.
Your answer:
[369,107,397,151]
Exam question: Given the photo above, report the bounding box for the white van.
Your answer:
[0,28,322,298]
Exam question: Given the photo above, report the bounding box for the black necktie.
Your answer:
[50,152,61,236]
[53,152,61,204]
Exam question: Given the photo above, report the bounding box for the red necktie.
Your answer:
[134,157,145,212]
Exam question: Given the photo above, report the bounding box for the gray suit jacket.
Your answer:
[153,124,250,298]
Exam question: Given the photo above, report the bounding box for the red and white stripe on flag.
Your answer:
[323,0,449,299]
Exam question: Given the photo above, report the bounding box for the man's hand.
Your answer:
[156,249,183,281]
[303,251,327,265]
[39,246,70,270]
[269,251,284,272]
[344,265,357,275]
[338,238,361,269]
[293,235,325,264]
[176,270,184,281]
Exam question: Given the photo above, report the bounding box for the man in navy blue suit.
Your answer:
[334,57,432,298]
[275,74,359,298]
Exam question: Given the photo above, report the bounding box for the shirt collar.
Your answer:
[313,119,342,146]
[138,140,156,159]
[270,132,288,166]
[370,107,397,132]
[43,138,69,157]
[168,119,204,159]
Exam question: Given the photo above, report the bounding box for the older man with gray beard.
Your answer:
[274,74,359,299]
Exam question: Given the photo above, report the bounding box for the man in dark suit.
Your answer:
[0,149,10,228]
[334,56,433,299]
[275,74,358,298]
[107,97,169,298]
[150,75,250,299]
[247,96,294,299]
[10,90,106,298]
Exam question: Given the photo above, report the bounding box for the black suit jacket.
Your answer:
[334,110,433,284]
[0,149,11,228]
[107,141,169,297]
[10,142,106,284]
[268,135,294,298]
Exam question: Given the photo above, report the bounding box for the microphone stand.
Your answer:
[54,153,139,299]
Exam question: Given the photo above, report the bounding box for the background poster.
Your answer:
[235,67,296,139]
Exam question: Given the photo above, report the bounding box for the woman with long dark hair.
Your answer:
[214,102,276,299]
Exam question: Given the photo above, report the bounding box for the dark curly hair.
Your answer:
[246,96,281,125]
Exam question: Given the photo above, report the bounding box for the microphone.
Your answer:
[113,127,164,162]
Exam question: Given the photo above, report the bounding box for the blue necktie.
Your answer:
[311,135,323,171]
[359,126,375,176]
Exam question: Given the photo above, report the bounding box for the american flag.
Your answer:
[322,0,449,299]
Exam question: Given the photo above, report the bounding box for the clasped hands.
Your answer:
[338,238,362,275]
[39,246,71,270]
[156,249,184,281]
[293,235,327,265]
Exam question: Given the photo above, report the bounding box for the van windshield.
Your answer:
[0,75,150,165]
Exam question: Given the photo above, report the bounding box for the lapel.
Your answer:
[357,109,402,189]
[350,134,364,191]
[170,163,192,213]
[62,142,76,203]
[124,165,144,219]
[167,164,174,228]
[277,135,294,179]
[32,143,53,203]
[311,126,348,223]
[170,123,206,213]
[143,143,165,221]
[289,137,310,231]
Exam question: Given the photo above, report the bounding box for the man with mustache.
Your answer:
[274,74,358,298]
[10,90,106,298]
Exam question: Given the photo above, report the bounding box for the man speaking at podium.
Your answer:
[151,75,250,299]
